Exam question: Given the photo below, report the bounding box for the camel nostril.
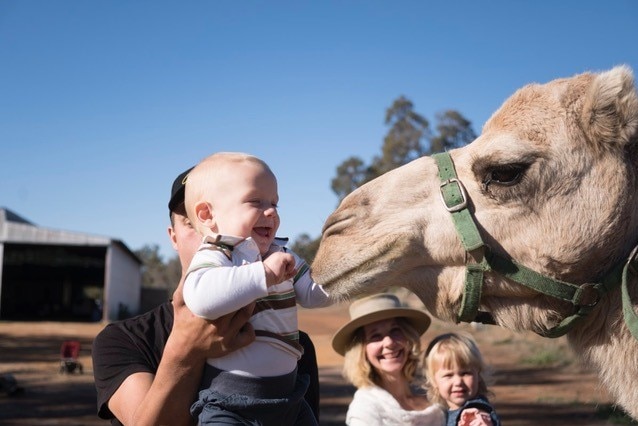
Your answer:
[322,211,355,237]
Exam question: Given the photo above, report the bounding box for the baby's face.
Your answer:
[213,161,280,254]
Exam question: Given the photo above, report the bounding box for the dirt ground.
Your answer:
[1,298,636,426]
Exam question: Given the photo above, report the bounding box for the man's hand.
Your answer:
[171,279,255,361]
[109,282,256,426]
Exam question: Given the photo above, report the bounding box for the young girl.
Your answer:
[424,333,501,426]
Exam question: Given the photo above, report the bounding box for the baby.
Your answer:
[183,152,331,425]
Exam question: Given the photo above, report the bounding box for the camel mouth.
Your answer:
[311,262,378,299]
[312,232,406,295]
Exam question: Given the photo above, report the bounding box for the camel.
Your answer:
[311,65,638,419]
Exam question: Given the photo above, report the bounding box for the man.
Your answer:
[92,168,319,425]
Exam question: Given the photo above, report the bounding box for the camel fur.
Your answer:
[312,66,638,419]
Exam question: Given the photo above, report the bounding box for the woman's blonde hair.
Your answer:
[342,317,424,389]
[424,332,493,407]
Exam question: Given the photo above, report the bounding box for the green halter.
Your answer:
[433,151,638,339]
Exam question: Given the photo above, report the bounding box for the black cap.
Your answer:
[168,166,194,213]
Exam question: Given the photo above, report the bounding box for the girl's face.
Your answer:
[432,363,480,410]
[363,318,409,378]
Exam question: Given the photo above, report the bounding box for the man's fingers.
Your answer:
[230,323,255,350]
[171,277,187,306]
[235,303,255,322]
[220,303,255,336]
[224,305,255,350]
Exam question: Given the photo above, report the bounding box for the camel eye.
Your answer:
[482,164,527,189]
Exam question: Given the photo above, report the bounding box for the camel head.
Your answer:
[313,66,638,337]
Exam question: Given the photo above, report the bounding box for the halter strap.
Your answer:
[433,151,638,339]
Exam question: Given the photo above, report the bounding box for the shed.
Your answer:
[0,208,141,322]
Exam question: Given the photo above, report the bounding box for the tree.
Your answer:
[164,256,182,294]
[307,96,476,260]
[371,96,430,176]
[330,156,370,203]
[330,97,476,203]
[134,244,177,290]
[332,96,433,203]
[289,233,321,264]
[430,110,477,154]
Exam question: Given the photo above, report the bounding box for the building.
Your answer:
[0,208,141,322]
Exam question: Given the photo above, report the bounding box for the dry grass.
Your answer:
[0,302,634,425]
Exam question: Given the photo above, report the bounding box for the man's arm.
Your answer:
[107,287,255,426]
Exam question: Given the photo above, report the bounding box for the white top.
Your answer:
[184,235,330,377]
[346,386,446,426]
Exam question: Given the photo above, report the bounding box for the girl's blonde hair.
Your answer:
[424,332,493,407]
[342,318,424,389]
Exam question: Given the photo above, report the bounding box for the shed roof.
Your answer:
[0,207,141,263]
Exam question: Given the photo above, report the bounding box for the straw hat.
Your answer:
[331,293,431,356]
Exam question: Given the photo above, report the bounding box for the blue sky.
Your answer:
[1,1,637,260]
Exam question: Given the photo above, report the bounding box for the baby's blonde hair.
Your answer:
[184,152,274,236]
[342,318,424,389]
[424,332,493,407]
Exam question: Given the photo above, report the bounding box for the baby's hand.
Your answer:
[263,252,297,285]
[458,408,493,426]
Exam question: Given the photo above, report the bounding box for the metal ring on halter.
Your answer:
[439,178,468,212]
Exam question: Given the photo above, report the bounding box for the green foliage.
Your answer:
[431,110,477,153]
[493,336,514,345]
[301,95,476,257]
[330,96,476,203]
[290,233,321,264]
[520,348,570,368]
[135,244,180,290]
[330,156,370,205]
[372,96,429,176]
[164,255,182,294]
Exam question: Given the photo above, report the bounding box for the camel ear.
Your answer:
[581,65,638,149]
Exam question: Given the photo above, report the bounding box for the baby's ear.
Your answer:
[195,202,215,228]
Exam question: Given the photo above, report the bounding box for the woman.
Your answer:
[332,293,445,426]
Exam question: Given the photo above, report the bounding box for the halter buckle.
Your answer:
[439,178,468,212]
[573,283,601,308]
